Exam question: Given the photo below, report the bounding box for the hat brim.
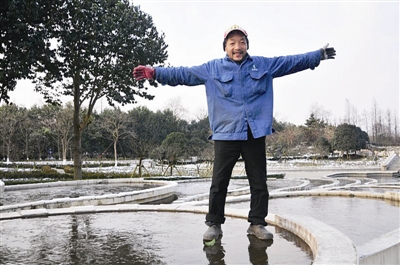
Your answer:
[224,25,248,39]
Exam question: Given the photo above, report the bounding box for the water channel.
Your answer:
[1,171,399,264]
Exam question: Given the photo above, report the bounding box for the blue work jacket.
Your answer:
[155,50,321,140]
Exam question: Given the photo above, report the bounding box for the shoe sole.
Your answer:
[247,229,274,240]
[203,234,222,246]
[203,238,216,246]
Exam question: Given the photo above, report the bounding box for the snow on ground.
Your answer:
[266,158,383,170]
[0,157,386,177]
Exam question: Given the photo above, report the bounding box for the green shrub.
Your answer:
[0,170,73,185]
[0,169,138,185]
[82,172,133,179]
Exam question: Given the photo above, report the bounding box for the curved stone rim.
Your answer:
[0,178,178,212]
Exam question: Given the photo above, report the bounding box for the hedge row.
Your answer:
[0,162,130,169]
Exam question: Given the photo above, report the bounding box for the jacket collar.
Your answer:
[224,53,252,65]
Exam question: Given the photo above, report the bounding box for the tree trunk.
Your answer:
[6,142,11,164]
[114,139,118,167]
[138,157,143,177]
[73,77,82,180]
[73,122,82,180]
[57,134,61,161]
[25,134,29,160]
[62,137,68,164]
[37,141,41,160]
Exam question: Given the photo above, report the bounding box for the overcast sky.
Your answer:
[10,0,399,128]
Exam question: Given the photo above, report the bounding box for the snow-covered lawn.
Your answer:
[0,157,387,178]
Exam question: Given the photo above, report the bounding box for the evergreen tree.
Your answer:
[332,123,369,158]
[25,0,168,179]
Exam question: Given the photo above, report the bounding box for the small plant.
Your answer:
[64,166,74,174]
[41,165,57,173]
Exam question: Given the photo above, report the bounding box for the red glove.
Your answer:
[132,65,155,80]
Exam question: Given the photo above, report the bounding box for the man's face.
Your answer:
[224,31,248,62]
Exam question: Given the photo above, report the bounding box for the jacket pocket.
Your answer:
[214,74,234,98]
[249,70,269,95]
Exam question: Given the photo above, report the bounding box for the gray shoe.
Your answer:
[247,224,273,240]
[203,224,223,241]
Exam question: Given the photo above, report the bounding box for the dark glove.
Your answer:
[320,43,336,60]
[132,65,155,80]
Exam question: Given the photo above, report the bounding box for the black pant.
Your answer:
[206,130,269,226]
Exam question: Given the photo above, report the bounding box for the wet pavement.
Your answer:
[228,196,400,246]
[0,212,313,265]
[1,169,399,264]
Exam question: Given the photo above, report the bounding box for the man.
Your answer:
[133,24,336,242]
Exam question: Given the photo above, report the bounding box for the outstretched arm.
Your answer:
[133,64,206,86]
[270,44,336,78]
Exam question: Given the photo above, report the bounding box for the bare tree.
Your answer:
[394,109,399,144]
[0,104,20,163]
[99,107,128,167]
[386,108,392,143]
[344,98,358,125]
[371,98,379,143]
[164,97,186,120]
[361,109,370,137]
[55,102,74,164]
[309,101,332,124]
[18,107,34,160]
[195,107,209,121]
